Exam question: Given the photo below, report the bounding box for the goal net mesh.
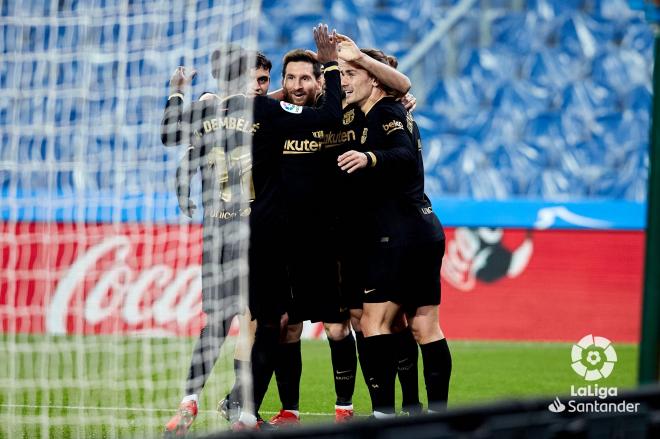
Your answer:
[1,0,261,437]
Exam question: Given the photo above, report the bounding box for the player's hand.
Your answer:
[169,66,197,94]
[314,24,338,64]
[178,197,197,218]
[336,33,362,63]
[400,92,417,112]
[338,150,368,173]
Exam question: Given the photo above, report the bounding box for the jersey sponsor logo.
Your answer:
[361,127,368,144]
[280,101,303,114]
[343,108,355,125]
[205,206,251,220]
[322,130,356,148]
[364,288,376,294]
[283,138,322,153]
[421,206,433,215]
[382,119,404,135]
[312,130,324,139]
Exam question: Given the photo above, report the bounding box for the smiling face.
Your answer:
[339,59,375,108]
[282,61,321,106]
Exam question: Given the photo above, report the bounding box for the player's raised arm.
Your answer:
[160,66,196,146]
[175,147,198,218]
[337,33,411,97]
[258,24,342,127]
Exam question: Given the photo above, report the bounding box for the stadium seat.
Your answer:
[561,79,619,119]
[527,0,586,21]
[459,46,521,101]
[427,77,484,118]
[521,47,585,91]
[492,80,551,120]
[491,11,553,55]
[556,12,616,59]
[622,84,652,114]
[621,16,655,57]
[590,47,650,94]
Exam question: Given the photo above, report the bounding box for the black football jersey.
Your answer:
[360,96,444,247]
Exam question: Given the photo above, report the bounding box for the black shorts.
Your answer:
[200,220,244,315]
[285,225,347,324]
[338,243,366,310]
[363,239,445,314]
[248,231,291,323]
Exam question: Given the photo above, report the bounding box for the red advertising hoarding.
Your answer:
[0,223,644,342]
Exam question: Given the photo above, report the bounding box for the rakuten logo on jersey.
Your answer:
[47,235,203,336]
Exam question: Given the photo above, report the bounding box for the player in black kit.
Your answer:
[338,48,452,418]
[160,25,342,432]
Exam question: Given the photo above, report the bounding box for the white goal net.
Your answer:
[1,0,261,437]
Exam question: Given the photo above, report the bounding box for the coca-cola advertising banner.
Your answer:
[0,223,644,342]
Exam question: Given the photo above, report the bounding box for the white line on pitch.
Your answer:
[0,404,331,417]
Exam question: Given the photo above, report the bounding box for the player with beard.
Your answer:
[337,48,451,418]
[267,42,419,424]
[161,25,341,432]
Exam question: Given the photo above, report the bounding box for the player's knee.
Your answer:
[285,323,303,343]
[410,319,443,344]
[324,321,350,340]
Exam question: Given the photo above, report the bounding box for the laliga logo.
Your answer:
[571,334,617,381]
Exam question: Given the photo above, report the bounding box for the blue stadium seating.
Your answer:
[0,0,652,200]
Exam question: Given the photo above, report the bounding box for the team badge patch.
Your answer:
[280,101,303,114]
[361,128,368,144]
[343,108,355,125]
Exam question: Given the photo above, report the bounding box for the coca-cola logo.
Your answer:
[47,236,202,335]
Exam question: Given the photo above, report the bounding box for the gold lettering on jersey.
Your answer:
[382,120,404,135]
[312,130,324,139]
[207,145,255,203]
[361,128,368,144]
[343,109,355,125]
[322,130,356,148]
[203,117,259,135]
[421,207,433,215]
[406,112,414,134]
[283,139,322,153]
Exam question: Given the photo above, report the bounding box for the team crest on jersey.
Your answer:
[406,112,414,133]
[343,109,355,125]
[361,128,368,144]
[280,101,303,114]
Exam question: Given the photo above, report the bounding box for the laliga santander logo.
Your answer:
[571,334,617,381]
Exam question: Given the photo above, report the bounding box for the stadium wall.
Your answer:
[0,197,645,342]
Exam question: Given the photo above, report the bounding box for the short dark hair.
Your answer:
[281,49,322,79]
[212,46,270,82]
[256,51,272,72]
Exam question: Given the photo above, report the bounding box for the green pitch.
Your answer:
[0,335,638,438]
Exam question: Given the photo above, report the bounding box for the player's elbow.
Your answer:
[161,126,182,146]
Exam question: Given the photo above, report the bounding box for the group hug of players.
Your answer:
[160,25,451,436]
